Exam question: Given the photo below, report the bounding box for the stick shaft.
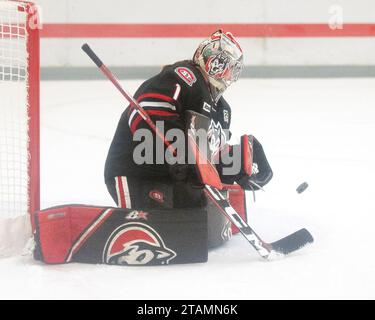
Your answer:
[82,43,175,154]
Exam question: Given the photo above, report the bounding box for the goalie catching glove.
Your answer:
[220,135,273,191]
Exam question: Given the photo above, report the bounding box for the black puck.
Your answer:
[296,182,309,194]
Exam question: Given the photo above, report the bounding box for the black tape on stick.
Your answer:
[82,43,103,68]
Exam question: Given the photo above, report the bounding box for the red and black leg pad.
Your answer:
[222,184,248,235]
[33,204,207,266]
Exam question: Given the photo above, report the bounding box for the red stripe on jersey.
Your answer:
[130,115,143,134]
[116,176,127,208]
[130,109,179,134]
[127,92,175,117]
[146,109,179,117]
[137,93,175,103]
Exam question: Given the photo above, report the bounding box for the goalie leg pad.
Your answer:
[34,205,207,266]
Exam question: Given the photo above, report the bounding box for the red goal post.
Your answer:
[0,0,40,246]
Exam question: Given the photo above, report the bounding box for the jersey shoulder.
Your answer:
[134,60,204,99]
[162,60,205,90]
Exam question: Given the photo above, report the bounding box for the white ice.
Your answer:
[0,78,375,299]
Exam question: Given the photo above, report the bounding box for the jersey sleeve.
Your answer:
[127,67,193,135]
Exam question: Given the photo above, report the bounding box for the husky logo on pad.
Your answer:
[103,222,176,265]
[207,120,228,157]
[175,67,197,86]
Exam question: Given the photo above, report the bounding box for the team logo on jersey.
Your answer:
[207,120,228,157]
[103,222,177,265]
[175,67,197,87]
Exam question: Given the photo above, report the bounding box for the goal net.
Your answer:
[0,0,40,257]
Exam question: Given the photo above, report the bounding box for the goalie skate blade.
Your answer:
[270,228,314,255]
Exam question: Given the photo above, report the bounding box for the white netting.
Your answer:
[0,0,29,219]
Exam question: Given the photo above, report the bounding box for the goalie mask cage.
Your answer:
[0,0,40,255]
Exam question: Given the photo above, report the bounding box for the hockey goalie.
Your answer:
[34,30,274,266]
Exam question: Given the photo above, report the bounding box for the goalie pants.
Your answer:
[106,176,232,249]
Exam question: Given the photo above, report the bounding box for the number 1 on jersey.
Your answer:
[173,83,181,100]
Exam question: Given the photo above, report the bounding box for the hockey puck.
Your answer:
[296,182,309,194]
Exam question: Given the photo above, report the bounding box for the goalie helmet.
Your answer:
[193,30,244,103]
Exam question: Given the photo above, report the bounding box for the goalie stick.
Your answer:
[82,43,314,259]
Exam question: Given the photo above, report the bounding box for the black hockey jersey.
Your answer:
[104,60,232,183]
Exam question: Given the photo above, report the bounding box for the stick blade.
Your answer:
[270,228,314,255]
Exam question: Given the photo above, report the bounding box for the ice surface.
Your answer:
[1,78,375,299]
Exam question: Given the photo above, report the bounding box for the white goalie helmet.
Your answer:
[193,29,244,102]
